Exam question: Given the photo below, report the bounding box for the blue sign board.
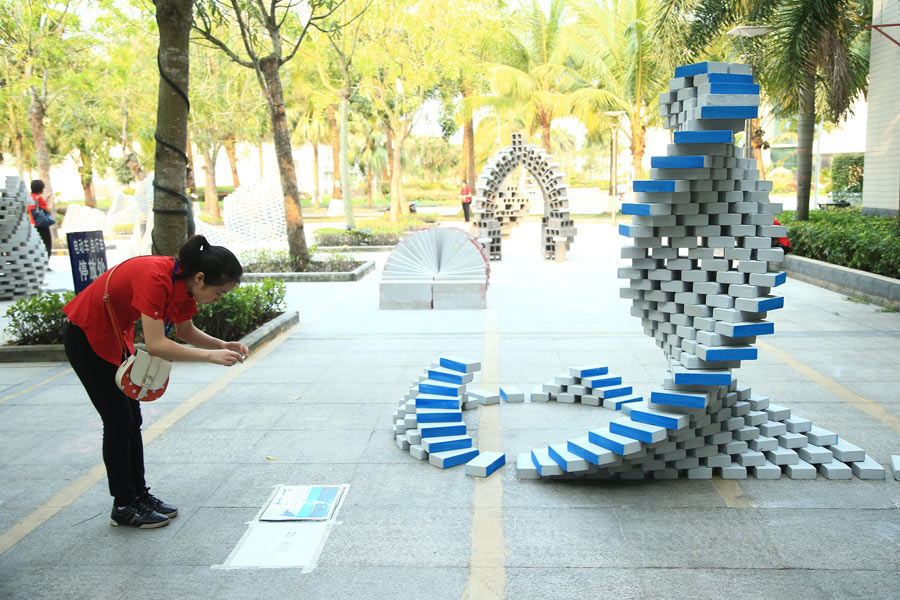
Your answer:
[67,230,108,294]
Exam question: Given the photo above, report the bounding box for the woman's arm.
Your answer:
[141,314,244,366]
[175,319,250,358]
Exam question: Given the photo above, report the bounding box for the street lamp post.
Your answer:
[604,110,626,221]
[726,25,772,160]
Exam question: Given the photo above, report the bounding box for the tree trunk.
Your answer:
[260,56,308,262]
[224,132,240,188]
[27,86,53,211]
[795,70,816,221]
[13,131,24,179]
[541,117,551,155]
[258,140,264,177]
[631,122,646,181]
[366,169,373,207]
[750,119,766,178]
[465,109,476,190]
[78,147,96,207]
[608,133,616,197]
[312,142,320,209]
[153,0,194,256]
[125,153,147,182]
[185,132,197,193]
[328,103,342,200]
[389,142,403,221]
[340,92,354,228]
[385,122,394,184]
[202,145,220,221]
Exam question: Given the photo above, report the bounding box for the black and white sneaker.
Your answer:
[110,500,170,529]
[140,487,178,518]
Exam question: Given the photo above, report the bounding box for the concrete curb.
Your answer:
[784,254,900,309]
[241,260,375,282]
[0,311,300,363]
[317,245,396,253]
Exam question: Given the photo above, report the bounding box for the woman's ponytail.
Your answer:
[175,235,243,286]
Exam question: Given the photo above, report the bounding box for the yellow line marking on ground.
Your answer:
[463,309,506,600]
[711,478,754,508]
[0,368,73,405]
[757,339,900,433]
[0,324,298,557]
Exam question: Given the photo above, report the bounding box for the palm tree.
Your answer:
[652,0,870,221]
[565,0,669,181]
[482,0,577,154]
[292,99,331,210]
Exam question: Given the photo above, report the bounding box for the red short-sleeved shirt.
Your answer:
[64,256,197,365]
[28,193,49,226]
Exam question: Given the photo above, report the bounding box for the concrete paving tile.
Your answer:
[233,364,327,384]
[203,462,357,507]
[190,382,306,404]
[347,463,474,508]
[499,402,615,431]
[316,364,410,384]
[505,567,648,600]
[168,402,291,431]
[318,505,471,567]
[0,565,308,600]
[0,430,43,464]
[143,429,268,464]
[503,476,727,510]
[293,566,468,600]
[0,402,99,431]
[741,478,898,509]
[760,508,900,570]
[270,402,385,431]
[9,430,102,467]
[0,461,93,507]
[293,382,402,404]
[252,429,371,463]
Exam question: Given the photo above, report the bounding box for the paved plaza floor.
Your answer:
[0,221,898,600]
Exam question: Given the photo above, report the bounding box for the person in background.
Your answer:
[773,217,791,253]
[459,181,472,222]
[29,179,53,260]
[63,234,249,529]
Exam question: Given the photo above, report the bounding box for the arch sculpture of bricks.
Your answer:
[223,179,286,242]
[0,176,48,300]
[472,132,576,261]
[380,227,490,309]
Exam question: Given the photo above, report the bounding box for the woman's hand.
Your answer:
[208,348,245,366]
[223,341,249,360]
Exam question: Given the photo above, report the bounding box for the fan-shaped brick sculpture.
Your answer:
[472,133,576,261]
[0,176,47,300]
[380,227,490,309]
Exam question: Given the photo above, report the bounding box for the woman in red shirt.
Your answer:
[29,179,53,258]
[63,234,249,528]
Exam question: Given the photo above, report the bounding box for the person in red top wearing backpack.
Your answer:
[63,235,249,529]
[29,179,53,258]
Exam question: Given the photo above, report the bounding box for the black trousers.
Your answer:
[462,202,471,222]
[64,322,145,506]
[37,227,51,258]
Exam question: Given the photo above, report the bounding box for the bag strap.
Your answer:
[103,263,128,360]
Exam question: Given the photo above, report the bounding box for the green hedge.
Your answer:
[313,226,402,246]
[3,280,286,346]
[192,278,286,341]
[3,290,75,345]
[239,248,361,273]
[778,208,900,278]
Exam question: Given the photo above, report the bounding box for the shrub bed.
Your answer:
[313,226,403,246]
[778,208,900,278]
[240,248,362,273]
[3,279,287,346]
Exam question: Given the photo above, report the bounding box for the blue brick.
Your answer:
[567,437,617,466]
[609,419,666,444]
[651,389,709,409]
[757,296,784,311]
[418,422,467,438]
[674,62,712,77]
[630,407,688,430]
[429,447,479,469]
[673,130,734,144]
[427,367,469,385]
[585,375,622,388]
[439,356,481,373]
[418,380,462,397]
[622,203,651,216]
[422,435,473,453]
[651,155,706,168]
[598,385,633,399]
[699,105,759,119]
[415,408,463,423]
[703,346,758,361]
[415,395,461,409]
[708,82,760,95]
[730,322,775,337]
[605,395,643,410]
[705,73,754,84]
[570,365,608,378]
[588,429,642,456]
[633,180,677,193]
[673,370,733,386]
